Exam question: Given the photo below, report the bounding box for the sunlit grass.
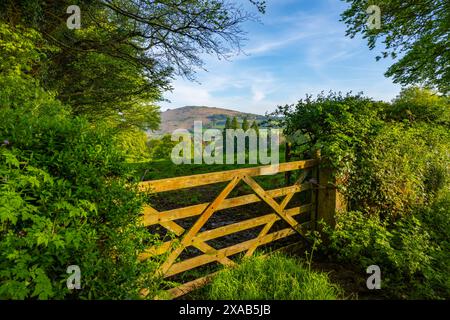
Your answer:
[194,253,343,300]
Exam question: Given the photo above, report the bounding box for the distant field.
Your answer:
[130,144,288,181]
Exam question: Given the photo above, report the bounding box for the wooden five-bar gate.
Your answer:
[137,155,343,299]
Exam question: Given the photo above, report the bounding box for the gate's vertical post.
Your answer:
[311,150,320,229]
[314,150,346,230]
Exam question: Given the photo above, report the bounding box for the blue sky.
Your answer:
[160,0,402,115]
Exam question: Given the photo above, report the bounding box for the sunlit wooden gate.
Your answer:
[137,158,341,298]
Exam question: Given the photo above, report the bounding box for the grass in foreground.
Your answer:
[192,253,343,300]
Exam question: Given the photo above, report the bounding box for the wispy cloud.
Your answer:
[244,32,310,55]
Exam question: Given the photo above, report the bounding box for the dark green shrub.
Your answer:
[388,87,450,126]
[0,75,162,299]
[322,200,450,299]
[274,92,387,176]
[275,90,450,219]
[279,89,450,299]
[349,122,450,218]
[148,135,176,160]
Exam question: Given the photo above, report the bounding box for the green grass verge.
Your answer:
[192,253,343,300]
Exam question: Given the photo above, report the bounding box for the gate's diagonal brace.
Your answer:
[158,176,242,276]
[143,206,235,268]
[244,173,308,257]
[242,175,307,237]
[164,221,235,267]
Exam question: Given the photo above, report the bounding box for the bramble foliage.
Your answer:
[278,89,449,299]
[0,1,265,128]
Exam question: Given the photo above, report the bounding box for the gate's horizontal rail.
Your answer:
[139,204,311,260]
[142,183,311,226]
[139,159,318,193]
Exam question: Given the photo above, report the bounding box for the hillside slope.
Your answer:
[157,106,266,134]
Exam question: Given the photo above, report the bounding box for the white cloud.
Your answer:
[164,81,213,107]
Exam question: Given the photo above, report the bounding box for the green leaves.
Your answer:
[31,268,53,300]
[0,193,25,224]
[0,0,264,130]
[341,0,449,94]
[0,73,161,299]
[322,199,450,299]
[273,92,386,173]
[388,87,450,126]
[275,89,449,219]
[276,88,449,298]
[203,253,342,300]
[352,121,450,218]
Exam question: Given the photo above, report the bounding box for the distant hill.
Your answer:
[155,106,267,134]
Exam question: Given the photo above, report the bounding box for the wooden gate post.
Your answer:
[314,150,346,230]
[284,142,292,185]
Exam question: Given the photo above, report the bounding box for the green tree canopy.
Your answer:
[388,86,450,125]
[242,117,250,131]
[225,117,231,129]
[231,116,239,130]
[341,0,449,94]
[0,0,265,128]
[250,120,259,134]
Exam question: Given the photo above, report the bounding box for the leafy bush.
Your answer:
[275,92,387,176]
[349,122,450,218]
[0,75,162,299]
[412,195,450,298]
[275,89,450,219]
[279,89,450,299]
[115,128,151,163]
[387,87,450,126]
[200,254,342,300]
[322,201,450,299]
[148,135,177,160]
